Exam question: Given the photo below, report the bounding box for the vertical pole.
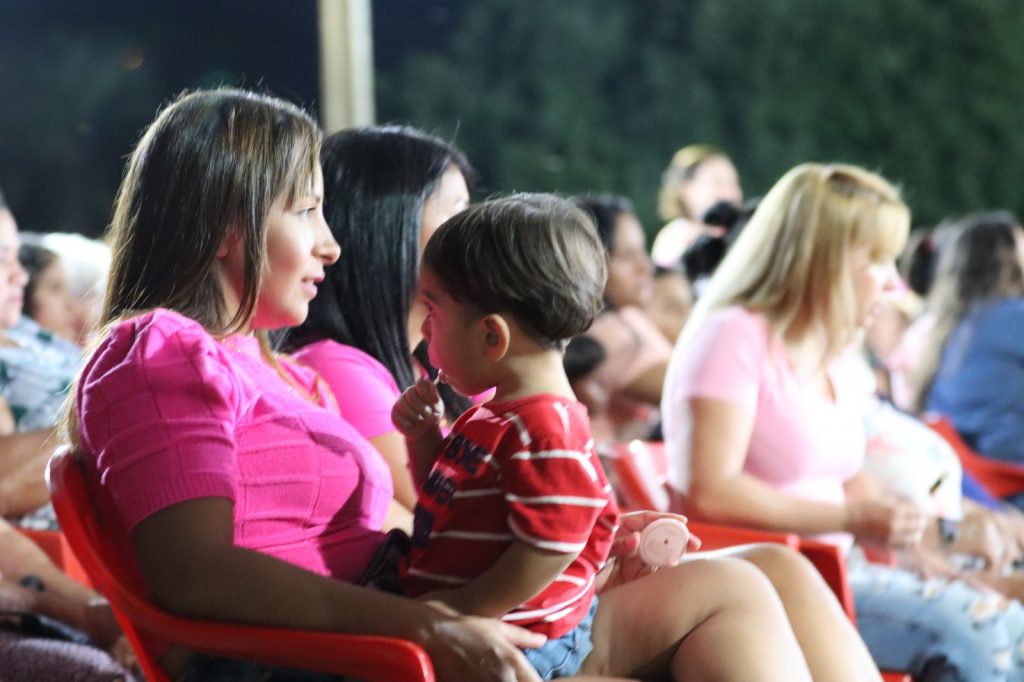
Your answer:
[318,0,376,134]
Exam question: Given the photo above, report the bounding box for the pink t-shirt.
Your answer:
[293,340,400,441]
[661,306,865,547]
[77,309,393,582]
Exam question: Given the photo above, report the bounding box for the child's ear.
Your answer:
[481,314,512,362]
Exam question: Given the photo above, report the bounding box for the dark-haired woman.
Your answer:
[69,88,549,681]
[571,194,672,447]
[289,126,473,522]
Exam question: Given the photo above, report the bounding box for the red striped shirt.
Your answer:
[401,394,619,638]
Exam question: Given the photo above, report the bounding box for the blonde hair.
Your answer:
[657,144,728,222]
[684,163,909,365]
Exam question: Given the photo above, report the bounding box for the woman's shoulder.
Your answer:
[85,309,227,380]
[290,335,401,401]
[985,297,1024,320]
[703,305,770,336]
[293,340,397,388]
[294,338,383,368]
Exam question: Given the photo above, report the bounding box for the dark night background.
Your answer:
[3,0,1024,239]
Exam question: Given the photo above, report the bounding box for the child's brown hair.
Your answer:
[422,193,607,349]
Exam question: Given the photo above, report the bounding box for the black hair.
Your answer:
[286,125,475,418]
[563,334,606,384]
[681,197,760,284]
[571,194,636,253]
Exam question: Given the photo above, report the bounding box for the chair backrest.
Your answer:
[924,414,1024,499]
[48,447,434,682]
[608,440,672,511]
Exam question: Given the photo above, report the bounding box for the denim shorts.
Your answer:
[522,597,598,680]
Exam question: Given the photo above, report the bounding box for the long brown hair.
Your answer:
[103,88,321,333]
[65,88,321,448]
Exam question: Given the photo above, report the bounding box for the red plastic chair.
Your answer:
[47,448,434,682]
[607,440,910,681]
[924,414,1024,499]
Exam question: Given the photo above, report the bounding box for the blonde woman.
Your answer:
[662,163,1024,680]
[650,144,742,269]
[647,145,741,344]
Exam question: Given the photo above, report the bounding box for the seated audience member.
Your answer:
[37,232,111,346]
[393,193,879,681]
[68,86,883,682]
[889,221,965,411]
[0,518,137,680]
[910,213,1024,474]
[650,145,743,269]
[861,285,922,403]
[645,146,742,345]
[69,87,558,682]
[18,240,78,344]
[573,194,673,446]
[856,352,1024,602]
[0,192,78,529]
[287,126,475,522]
[662,162,1024,679]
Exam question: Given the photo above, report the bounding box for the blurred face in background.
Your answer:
[680,155,743,224]
[419,165,470,255]
[410,165,470,348]
[605,210,654,309]
[0,210,28,331]
[27,258,77,341]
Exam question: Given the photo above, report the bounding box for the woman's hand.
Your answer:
[596,511,702,591]
[951,506,1023,575]
[422,612,544,682]
[846,496,927,548]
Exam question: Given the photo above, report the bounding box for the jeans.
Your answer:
[521,598,598,680]
[850,556,1024,681]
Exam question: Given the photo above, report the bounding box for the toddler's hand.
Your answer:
[599,511,701,590]
[392,375,445,441]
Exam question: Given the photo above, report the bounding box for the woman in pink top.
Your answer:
[66,88,550,682]
[664,163,1024,679]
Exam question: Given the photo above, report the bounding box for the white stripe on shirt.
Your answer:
[508,413,532,446]
[508,517,588,553]
[501,574,594,622]
[505,493,610,508]
[452,487,502,499]
[509,449,599,481]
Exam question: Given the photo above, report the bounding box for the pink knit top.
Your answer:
[76,309,393,582]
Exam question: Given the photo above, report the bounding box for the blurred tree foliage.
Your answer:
[0,0,318,237]
[377,0,1024,235]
